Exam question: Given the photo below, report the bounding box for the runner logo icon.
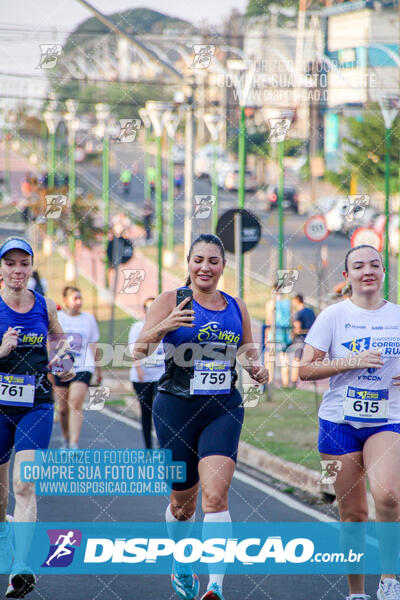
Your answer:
[42,529,82,567]
[341,337,371,353]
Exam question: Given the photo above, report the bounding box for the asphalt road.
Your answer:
[1,407,380,600]
[79,141,399,304]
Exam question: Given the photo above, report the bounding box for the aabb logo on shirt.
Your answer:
[341,337,371,353]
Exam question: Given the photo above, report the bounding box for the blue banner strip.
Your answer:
[1,522,399,575]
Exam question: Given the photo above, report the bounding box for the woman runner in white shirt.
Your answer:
[300,245,400,600]
[53,286,101,449]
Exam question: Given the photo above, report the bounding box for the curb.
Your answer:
[237,441,321,496]
[114,393,322,497]
[108,392,376,519]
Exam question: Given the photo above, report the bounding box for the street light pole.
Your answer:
[156,133,162,293]
[43,105,61,237]
[384,126,391,300]
[184,77,196,269]
[204,113,224,233]
[95,103,110,287]
[4,123,10,200]
[2,110,16,201]
[163,110,180,267]
[146,101,173,294]
[378,94,400,300]
[228,59,256,299]
[278,140,285,271]
[237,105,246,298]
[64,99,79,263]
[138,108,151,202]
[397,153,400,304]
[238,106,246,211]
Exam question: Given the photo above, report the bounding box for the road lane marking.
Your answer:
[101,408,333,522]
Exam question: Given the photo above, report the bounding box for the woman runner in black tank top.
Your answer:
[0,238,74,599]
[134,235,269,600]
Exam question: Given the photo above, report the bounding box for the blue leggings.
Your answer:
[153,389,244,490]
[0,403,54,464]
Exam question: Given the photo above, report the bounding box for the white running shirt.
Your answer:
[305,299,400,428]
[128,321,165,383]
[58,311,100,374]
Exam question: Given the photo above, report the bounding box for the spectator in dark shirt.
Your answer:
[288,294,316,385]
[292,294,316,342]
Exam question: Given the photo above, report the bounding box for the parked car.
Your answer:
[265,185,299,213]
[324,200,346,233]
[172,144,185,164]
[325,197,379,236]
[316,195,338,214]
[217,163,257,191]
[194,144,227,178]
[371,212,399,255]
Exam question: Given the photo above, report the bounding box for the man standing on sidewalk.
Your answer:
[288,294,316,384]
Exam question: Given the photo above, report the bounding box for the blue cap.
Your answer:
[0,238,34,260]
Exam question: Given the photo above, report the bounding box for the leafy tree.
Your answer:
[245,0,356,18]
[55,82,170,120]
[47,8,187,117]
[228,131,269,156]
[246,0,297,18]
[64,7,193,52]
[343,107,400,192]
[32,189,103,247]
[228,131,307,158]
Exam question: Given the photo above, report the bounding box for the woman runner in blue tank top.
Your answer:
[0,238,74,599]
[134,234,269,600]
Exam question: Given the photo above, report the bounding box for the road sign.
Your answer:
[216,209,261,253]
[304,215,329,242]
[107,236,134,268]
[351,227,383,252]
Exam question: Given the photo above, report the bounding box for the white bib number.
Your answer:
[343,386,388,423]
[0,373,35,407]
[190,361,231,395]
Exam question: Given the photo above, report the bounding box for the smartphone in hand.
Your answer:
[176,288,193,311]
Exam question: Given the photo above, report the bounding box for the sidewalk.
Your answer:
[0,141,36,203]
[65,239,184,322]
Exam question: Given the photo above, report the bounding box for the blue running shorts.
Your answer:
[318,417,400,455]
[153,389,244,490]
[0,403,54,464]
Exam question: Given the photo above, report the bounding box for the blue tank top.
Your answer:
[158,289,243,398]
[267,297,292,349]
[0,291,52,413]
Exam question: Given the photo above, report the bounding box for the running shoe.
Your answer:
[345,595,370,600]
[171,566,199,600]
[200,583,225,600]
[0,519,13,574]
[5,565,36,599]
[377,578,400,600]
